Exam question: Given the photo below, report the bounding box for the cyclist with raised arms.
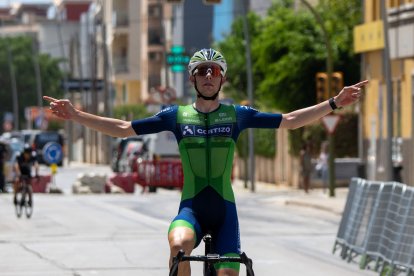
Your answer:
[44,48,368,276]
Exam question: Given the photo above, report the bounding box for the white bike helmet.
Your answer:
[188,48,227,76]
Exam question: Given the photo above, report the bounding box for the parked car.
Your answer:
[21,129,41,145]
[1,139,24,184]
[33,131,64,166]
[118,140,146,173]
[111,137,144,172]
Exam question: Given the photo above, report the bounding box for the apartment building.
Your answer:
[101,0,172,107]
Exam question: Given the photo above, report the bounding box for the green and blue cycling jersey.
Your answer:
[131,104,282,270]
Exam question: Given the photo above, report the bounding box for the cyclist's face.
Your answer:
[23,152,31,159]
[190,63,226,95]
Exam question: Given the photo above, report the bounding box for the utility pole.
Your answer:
[300,0,336,196]
[381,0,393,181]
[32,36,43,130]
[76,34,87,163]
[90,17,98,164]
[7,44,19,130]
[56,9,73,164]
[160,0,170,89]
[240,0,255,192]
[102,19,111,164]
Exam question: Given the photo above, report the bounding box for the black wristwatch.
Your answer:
[329,97,338,110]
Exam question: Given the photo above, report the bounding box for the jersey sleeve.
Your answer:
[235,105,282,132]
[131,105,178,135]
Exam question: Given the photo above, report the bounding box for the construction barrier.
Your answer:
[31,175,51,193]
[136,159,183,190]
[333,178,414,275]
[108,172,137,193]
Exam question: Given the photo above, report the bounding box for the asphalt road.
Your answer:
[0,163,377,276]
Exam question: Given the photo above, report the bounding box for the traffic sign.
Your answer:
[167,45,190,72]
[42,142,63,165]
[322,115,340,134]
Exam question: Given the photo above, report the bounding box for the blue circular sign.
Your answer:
[42,142,63,165]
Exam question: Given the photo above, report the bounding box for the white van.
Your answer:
[141,131,179,160]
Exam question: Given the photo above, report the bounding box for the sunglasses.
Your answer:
[194,65,222,77]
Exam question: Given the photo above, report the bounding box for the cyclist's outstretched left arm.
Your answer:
[279,80,368,129]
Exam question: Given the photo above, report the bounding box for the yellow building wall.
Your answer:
[364,52,387,139]
[128,81,141,103]
[354,21,384,53]
[402,59,414,138]
[364,78,381,139]
[113,80,142,105]
[363,55,414,139]
[114,81,124,105]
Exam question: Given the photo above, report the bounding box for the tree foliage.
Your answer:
[112,104,152,121]
[0,36,64,130]
[217,0,362,157]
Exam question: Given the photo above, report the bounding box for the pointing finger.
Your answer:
[353,80,369,88]
[43,96,58,103]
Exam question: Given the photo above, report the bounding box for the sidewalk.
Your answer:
[232,179,348,216]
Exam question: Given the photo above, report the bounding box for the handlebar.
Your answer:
[170,250,254,276]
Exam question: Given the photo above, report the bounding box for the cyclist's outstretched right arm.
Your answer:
[43,96,136,138]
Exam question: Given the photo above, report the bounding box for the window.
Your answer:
[149,52,162,61]
[148,28,162,45]
[148,4,162,18]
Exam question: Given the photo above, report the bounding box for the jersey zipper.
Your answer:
[204,113,210,185]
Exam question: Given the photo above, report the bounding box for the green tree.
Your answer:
[217,0,362,157]
[0,36,64,130]
[316,0,362,85]
[112,104,151,121]
[217,12,262,103]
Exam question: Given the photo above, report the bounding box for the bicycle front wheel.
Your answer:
[25,198,33,218]
[15,191,24,218]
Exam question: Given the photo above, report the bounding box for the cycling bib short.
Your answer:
[132,104,282,270]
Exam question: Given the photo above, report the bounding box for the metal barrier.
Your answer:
[333,178,414,276]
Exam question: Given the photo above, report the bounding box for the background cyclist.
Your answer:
[44,48,367,276]
[13,144,39,207]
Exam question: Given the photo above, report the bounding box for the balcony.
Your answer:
[113,56,128,74]
[112,10,129,28]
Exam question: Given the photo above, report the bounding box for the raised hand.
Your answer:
[335,80,369,107]
[43,96,76,120]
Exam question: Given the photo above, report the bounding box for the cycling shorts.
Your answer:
[168,186,241,271]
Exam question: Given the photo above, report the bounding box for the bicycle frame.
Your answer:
[15,176,33,218]
[169,234,255,276]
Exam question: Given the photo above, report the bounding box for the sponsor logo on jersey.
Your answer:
[181,124,233,137]
[214,117,233,123]
[182,125,195,135]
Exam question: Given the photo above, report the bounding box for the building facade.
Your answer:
[355,0,414,185]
